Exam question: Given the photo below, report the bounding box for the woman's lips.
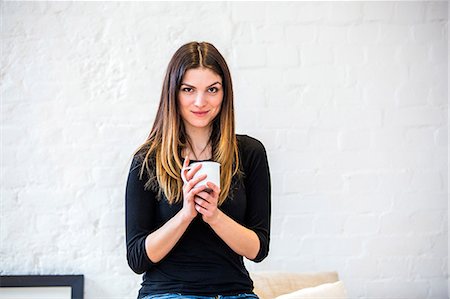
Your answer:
[192,111,209,117]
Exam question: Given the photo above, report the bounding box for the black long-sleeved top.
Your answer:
[125,135,271,298]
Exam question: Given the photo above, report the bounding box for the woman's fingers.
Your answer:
[194,194,219,221]
[182,163,203,183]
[181,160,219,221]
[195,191,214,203]
[194,189,219,208]
[184,173,207,191]
[195,193,210,204]
[206,182,220,195]
[194,197,209,214]
[194,196,206,207]
[185,184,208,202]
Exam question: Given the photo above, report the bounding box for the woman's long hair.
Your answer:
[135,41,240,206]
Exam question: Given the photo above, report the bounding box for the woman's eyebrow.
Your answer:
[180,82,222,88]
[180,82,195,88]
[207,82,222,87]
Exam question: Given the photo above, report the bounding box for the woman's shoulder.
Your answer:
[128,145,160,192]
[236,134,266,152]
[129,144,153,172]
[236,134,267,161]
[236,134,269,176]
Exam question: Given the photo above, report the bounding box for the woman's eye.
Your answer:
[182,87,193,93]
[208,87,218,93]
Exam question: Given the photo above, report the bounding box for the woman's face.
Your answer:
[178,67,223,134]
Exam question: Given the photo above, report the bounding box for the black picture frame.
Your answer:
[0,275,84,299]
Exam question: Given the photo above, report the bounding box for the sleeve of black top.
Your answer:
[125,156,157,274]
[242,136,271,262]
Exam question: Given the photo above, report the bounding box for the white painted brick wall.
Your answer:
[1,2,448,299]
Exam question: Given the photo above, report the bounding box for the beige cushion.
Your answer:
[275,281,348,299]
[251,271,339,299]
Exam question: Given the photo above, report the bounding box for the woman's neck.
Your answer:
[184,126,212,160]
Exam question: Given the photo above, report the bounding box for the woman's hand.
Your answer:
[181,157,207,221]
[194,182,221,225]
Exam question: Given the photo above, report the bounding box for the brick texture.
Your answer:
[1,2,448,299]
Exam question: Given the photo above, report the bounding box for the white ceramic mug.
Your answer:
[181,161,221,191]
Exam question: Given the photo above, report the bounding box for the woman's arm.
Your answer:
[194,137,271,261]
[143,158,209,263]
[205,204,261,260]
[125,157,157,274]
[126,156,208,268]
[144,208,193,263]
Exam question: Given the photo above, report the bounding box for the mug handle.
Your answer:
[181,166,193,184]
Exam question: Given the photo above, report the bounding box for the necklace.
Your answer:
[187,139,211,160]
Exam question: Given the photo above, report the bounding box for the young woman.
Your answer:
[125,41,271,299]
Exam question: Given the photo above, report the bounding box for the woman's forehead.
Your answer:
[181,68,222,86]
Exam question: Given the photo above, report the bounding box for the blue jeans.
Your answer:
[142,294,259,299]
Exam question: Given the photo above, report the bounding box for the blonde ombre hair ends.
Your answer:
[135,42,240,206]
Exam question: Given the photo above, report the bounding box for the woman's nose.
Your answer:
[194,92,206,107]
